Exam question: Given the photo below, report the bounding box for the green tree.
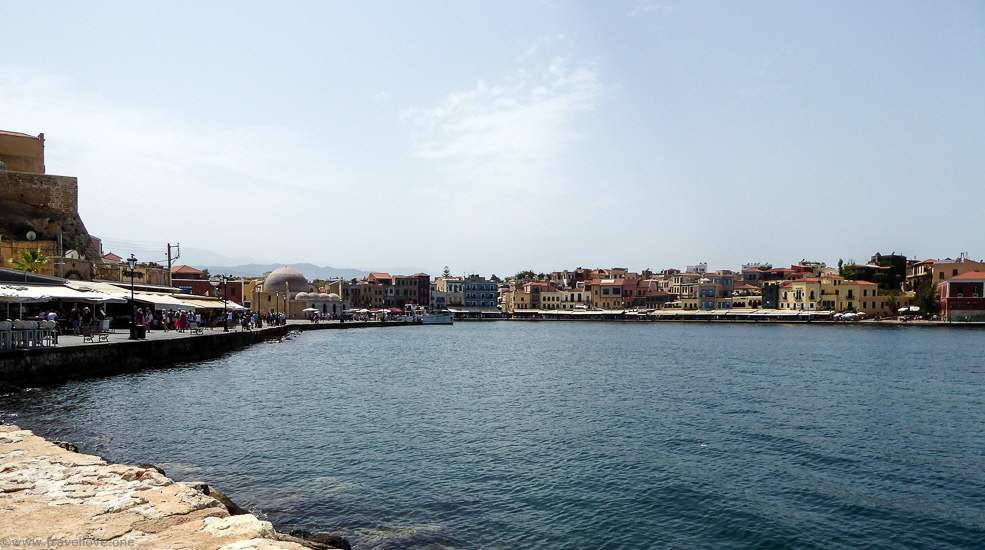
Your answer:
[443,266,451,277]
[9,248,49,273]
[912,281,941,318]
[513,270,536,281]
[489,274,502,283]
[884,295,899,315]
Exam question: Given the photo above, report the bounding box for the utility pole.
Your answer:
[167,243,180,288]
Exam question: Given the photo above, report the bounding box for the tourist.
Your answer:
[81,307,93,327]
[69,304,81,335]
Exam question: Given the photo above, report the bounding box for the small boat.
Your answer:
[402,304,453,325]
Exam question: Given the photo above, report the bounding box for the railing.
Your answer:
[0,320,59,350]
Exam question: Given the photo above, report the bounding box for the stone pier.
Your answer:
[0,424,338,549]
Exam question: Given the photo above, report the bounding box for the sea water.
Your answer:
[3,322,984,549]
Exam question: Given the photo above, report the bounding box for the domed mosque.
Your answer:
[257,266,346,319]
[263,266,312,294]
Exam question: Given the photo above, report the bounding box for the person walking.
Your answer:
[69,304,81,335]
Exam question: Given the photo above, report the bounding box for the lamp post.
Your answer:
[209,275,229,332]
[127,254,138,339]
[222,276,229,332]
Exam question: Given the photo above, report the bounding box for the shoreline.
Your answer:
[0,424,350,549]
[0,319,419,389]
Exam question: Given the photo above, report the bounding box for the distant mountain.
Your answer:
[193,263,372,281]
[178,248,432,280]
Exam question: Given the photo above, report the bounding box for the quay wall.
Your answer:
[0,326,290,387]
[0,321,417,388]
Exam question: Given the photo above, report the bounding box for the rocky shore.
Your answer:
[0,424,349,550]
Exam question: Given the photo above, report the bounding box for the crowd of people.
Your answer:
[25,304,292,335]
[132,308,290,332]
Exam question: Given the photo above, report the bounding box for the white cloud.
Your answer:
[401,51,603,203]
[626,2,674,18]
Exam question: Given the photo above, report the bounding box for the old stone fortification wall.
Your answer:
[0,170,99,261]
[0,169,76,214]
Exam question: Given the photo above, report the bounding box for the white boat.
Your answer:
[402,304,453,325]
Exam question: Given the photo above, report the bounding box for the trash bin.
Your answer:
[129,324,147,339]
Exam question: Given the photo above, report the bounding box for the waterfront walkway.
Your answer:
[45,318,385,347]
[0,319,415,389]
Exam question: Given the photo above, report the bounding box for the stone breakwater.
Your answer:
[0,425,349,550]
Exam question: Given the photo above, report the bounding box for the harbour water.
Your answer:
[2,322,984,549]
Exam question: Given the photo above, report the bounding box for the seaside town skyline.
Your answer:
[3,3,983,275]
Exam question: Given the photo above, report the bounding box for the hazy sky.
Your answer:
[3,1,983,276]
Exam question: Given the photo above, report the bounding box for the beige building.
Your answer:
[253,266,325,318]
[907,254,985,289]
[779,276,912,316]
[0,131,45,173]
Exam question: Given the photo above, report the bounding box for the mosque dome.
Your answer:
[264,267,310,294]
[326,293,341,301]
[294,292,312,300]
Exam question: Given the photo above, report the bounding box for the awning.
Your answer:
[0,285,51,303]
[0,283,125,303]
[132,292,196,311]
[172,297,246,311]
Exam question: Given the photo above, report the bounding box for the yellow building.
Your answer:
[0,130,45,173]
[779,276,912,316]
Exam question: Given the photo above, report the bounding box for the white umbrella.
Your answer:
[302,307,318,313]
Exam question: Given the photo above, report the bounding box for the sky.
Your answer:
[2,1,983,277]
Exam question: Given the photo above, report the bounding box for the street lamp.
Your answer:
[209,275,229,332]
[127,254,138,339]
[222,276,229,332]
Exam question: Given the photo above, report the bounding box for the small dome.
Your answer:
[264,267,310,293]
[295,292,312,300]
[326,293,341,301]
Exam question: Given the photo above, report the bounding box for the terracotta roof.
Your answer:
[101,253,122,261]
[171,265,202,274]
[945,271,985,281]
[0,130,39,138]
[843,280,878,286]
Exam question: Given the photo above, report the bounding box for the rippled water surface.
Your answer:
[3,322,985,549]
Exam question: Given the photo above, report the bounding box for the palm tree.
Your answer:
[9,249,49,273]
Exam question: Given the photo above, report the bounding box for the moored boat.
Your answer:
[402,304,453,325]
